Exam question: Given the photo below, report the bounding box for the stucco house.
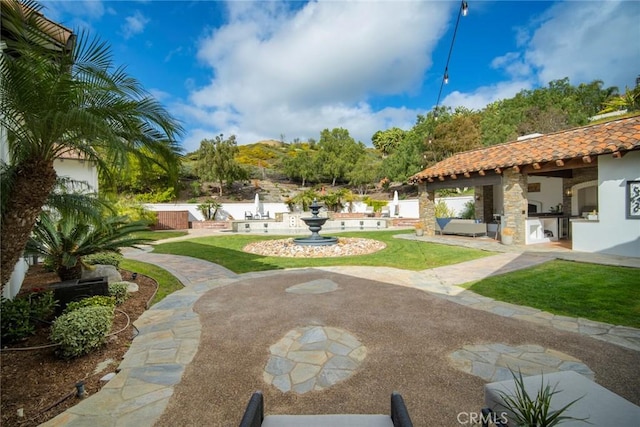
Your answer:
[410,115,640,258]
[1,2,97,298]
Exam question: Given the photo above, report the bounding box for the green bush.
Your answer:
[460,200,476,219]
[435,200,456,218]
[64,295,116,314]
[109,282,129,305]
[83,252,124,268]
[50,306,114,359]
[1,297,33,343]
[0,291,57,343]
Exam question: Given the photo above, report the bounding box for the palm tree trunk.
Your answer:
[1,160,57,289]
[57,263,83,281]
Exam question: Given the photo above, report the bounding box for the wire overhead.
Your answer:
[434,1,468,116]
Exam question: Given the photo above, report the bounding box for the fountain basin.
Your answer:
[293,235,338,246]
[293,199,338,246]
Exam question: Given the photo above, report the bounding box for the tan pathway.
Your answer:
[41,239,640,426]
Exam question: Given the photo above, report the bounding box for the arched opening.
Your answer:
[570,180,598,217]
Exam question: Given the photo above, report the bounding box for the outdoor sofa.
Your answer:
[436,218,487,237]
[239,391,413,427]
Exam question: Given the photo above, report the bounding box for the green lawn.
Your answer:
[151,230,493,273]
[467,260,640,328]
[120,259,183,306]
[133,230,189,241]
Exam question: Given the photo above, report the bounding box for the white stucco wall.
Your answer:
[53,158,99,192]
[572,151,640,257]
[144,199,421,223]
[435,196,474,217]
[527,176,563,213]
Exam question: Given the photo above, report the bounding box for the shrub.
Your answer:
[83,252,123,268]
[109,282,129,305]
[1,297,33,343]
[50,306,114,359]
[460,200,476,219]
[435,200,455,218]
[0,291,57,343]
[28,290,57,321]
[64,295,116,314]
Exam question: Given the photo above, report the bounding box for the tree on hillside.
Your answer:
[0,0,183,288]
[348,155,381,195]
[371,127,406,157]
[598,86,640,114]
[101,147,181,196]
[480,77,617,146]
[194,134,248,196]
[282,147,318,187]
[316,128,365,186]
[428,108,482,162]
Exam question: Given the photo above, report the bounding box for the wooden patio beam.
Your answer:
[478,170,486,176]
[583,155,592,163]
[555,159,565,166]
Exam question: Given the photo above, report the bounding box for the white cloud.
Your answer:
[180,0,454,147]
[121,10,150,39]
[440,0,640,112]
[523,0,640,90]
[443,80,534,110]
[42,0,107,22]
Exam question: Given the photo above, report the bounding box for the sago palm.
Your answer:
[26,211,151,281]
[0,0,183,288]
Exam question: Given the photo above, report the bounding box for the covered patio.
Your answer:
[410,115,640,257]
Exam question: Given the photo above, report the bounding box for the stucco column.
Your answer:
[418,185,436,236]
[502,169,527,244]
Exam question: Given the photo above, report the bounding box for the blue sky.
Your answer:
[43,1,640,152]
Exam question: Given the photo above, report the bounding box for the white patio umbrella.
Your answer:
[254,193,261,216]
[392,190,399,216]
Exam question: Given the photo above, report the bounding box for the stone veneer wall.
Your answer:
[502,169,528,244]
[418,185,436,236]
[473,185,494,223]
[474,186,484,222]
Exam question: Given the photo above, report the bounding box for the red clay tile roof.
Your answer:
[410,115,640,183]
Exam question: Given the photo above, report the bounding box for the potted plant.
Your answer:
[414,222,425,237]
[501,227,515,245]
[493,370,587,426]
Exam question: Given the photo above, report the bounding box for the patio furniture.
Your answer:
[381,207,390,217]
[245,211,253,220]
[239,391,413,427]
[364,206,375,217]
[435,218,486,237]
[482,371,640,427]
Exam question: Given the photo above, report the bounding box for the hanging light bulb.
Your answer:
[444,69,449,85]
[462,1,469,17]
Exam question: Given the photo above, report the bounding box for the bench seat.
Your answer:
[436,219,487,237]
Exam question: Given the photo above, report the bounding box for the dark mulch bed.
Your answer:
[1,265,157,426]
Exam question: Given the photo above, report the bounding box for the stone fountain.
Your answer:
[293,199,338,246]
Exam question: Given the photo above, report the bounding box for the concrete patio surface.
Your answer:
[40,232,640,426]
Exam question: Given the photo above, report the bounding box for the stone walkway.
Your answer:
[41,235,640,426]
